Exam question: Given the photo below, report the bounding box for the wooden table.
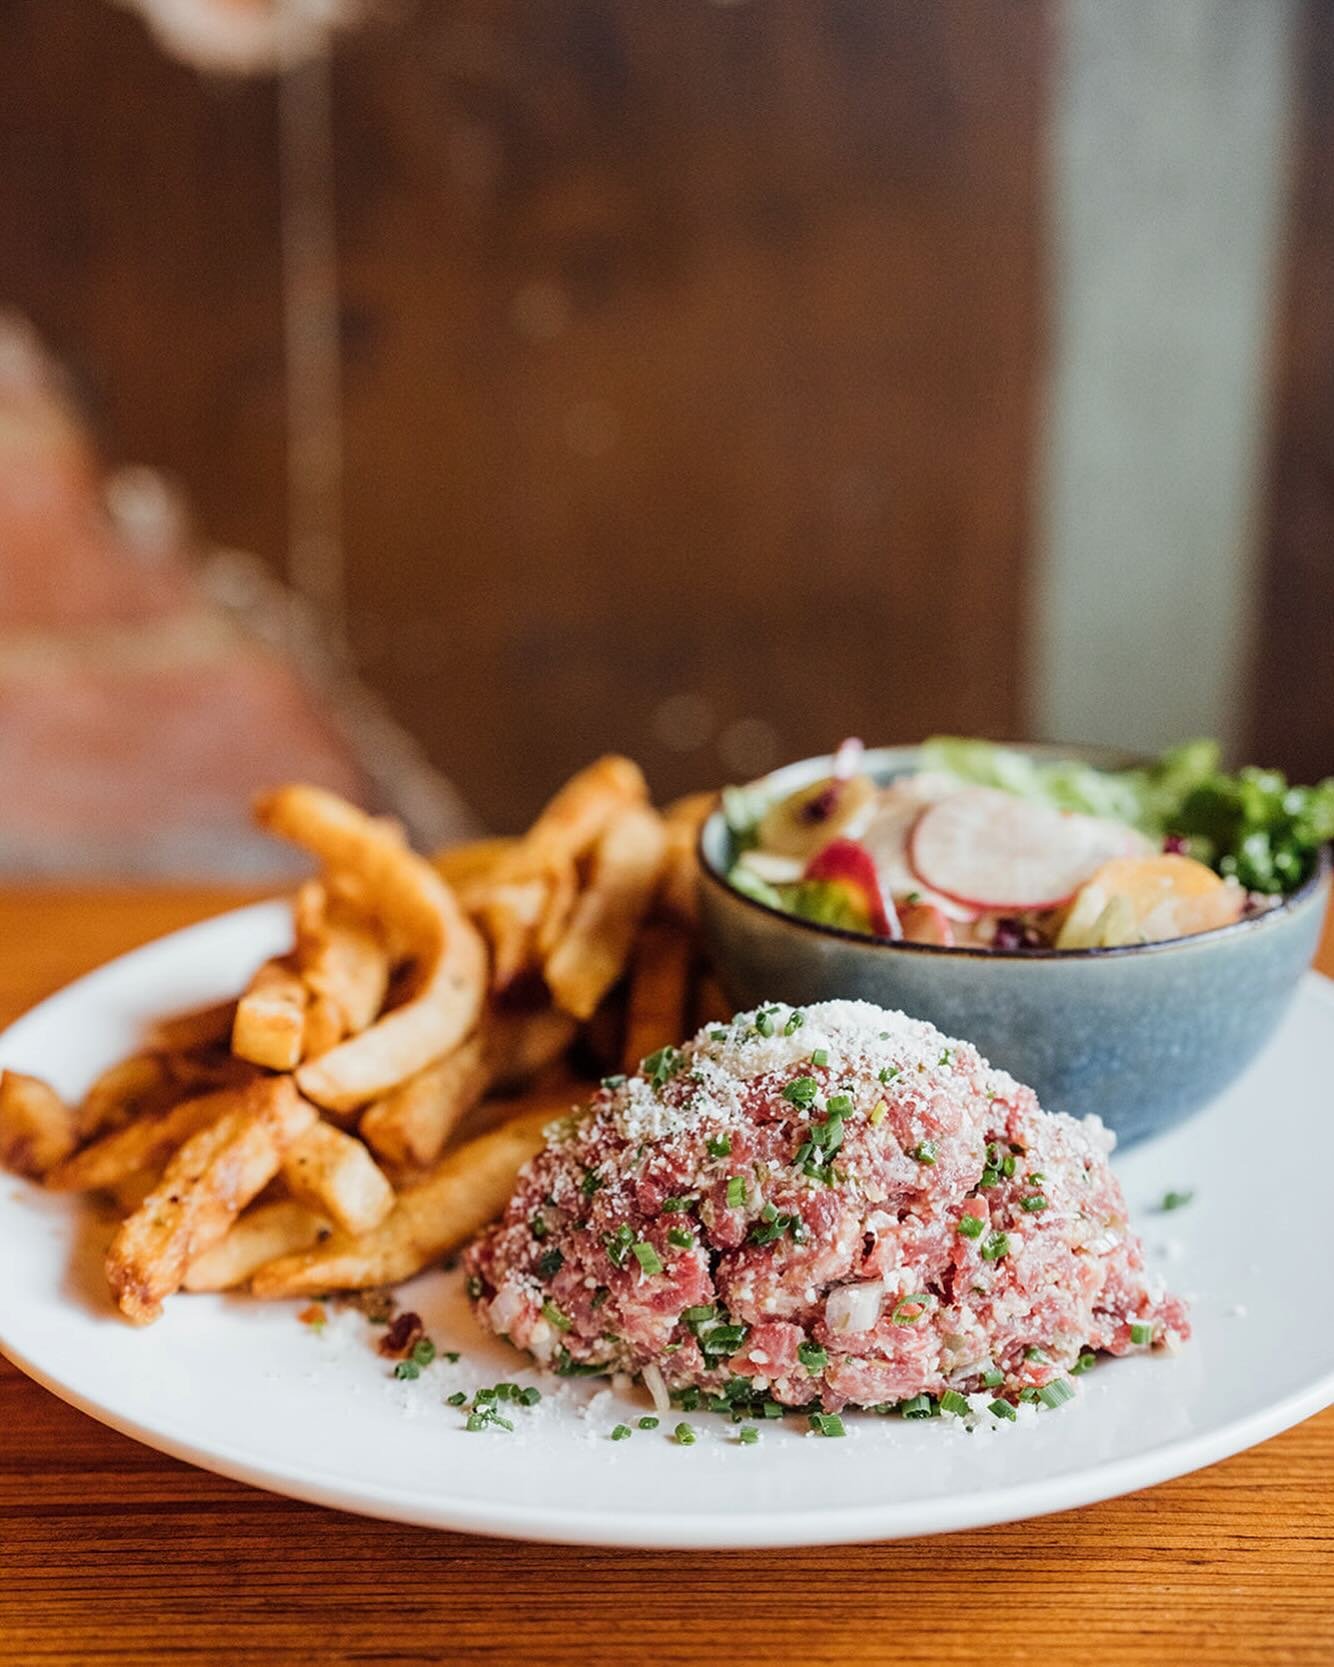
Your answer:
[3,889,1332,1667]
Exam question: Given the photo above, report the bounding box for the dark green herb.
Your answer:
[980,1231,1011,1262]
[631,1241,664,1276]
[1129,1321,1155,1346]
[707,1133,733,1158]
[393,1360,420,1381]
[537,1247,564,1280]
[784,1010,805,1035]
[1160,1189,1194,1211]
[782,1075,819,1108]
[1071,1351,1097,1376]
[989,1398,1017,1421]
[738,1425,759,1444]
[410,1338,436,1368]
[446,1391,466,1406]
[797,1341,828,1371]
[913,1140,938,1165]
[611,1424,632,1441]
[939,1389,970,1417]
[808,1411,846,1437]
[668,1226,694,1249]
[541,1300,572,1332]
[725,1176,746,1208]
[674,1422,697,1445]
[638,1416,659,1430]
[900,1394,935,1420]
[811,1049,830,1068]
[957,1213,985,1239]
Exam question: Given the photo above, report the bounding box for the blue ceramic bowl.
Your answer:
[697,744,1329,1145]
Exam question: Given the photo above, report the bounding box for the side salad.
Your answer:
[721,738,1334,951]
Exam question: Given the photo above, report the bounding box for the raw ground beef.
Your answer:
[465,1001,1188,1412]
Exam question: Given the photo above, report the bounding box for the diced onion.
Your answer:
[642,1362,671,1416]
[824,1280,884,1335]
[488,1284,527,1335]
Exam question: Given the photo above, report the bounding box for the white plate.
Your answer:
[1,901,1331,1549]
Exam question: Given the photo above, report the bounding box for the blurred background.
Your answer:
[1,0,1330,879]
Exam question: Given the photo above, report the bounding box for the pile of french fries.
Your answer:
[0,759,723,1325]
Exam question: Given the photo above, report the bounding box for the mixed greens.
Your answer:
[919,738,1334,896]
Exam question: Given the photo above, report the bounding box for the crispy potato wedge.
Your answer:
[534,856,579,960]
[232,956,307,1072]
[0,1070,78,1177]
[48,1085,243,1192]
[359,1034,490,1170]
[249,1108,552,1297]
[473,878,548,991]
[76,1051,177,1140]
[256,786,487,1112]
[659,790,716,925]
[183,1200,327,1292]
[106,1075,316,1324]
[105,1169,160,1214]
[517,755,648,871]
[544,804,667,1020]
[622,920,694,1071]
[280,1118,395,1236]
[294,879,389,1039]
[163,1044,261,1095]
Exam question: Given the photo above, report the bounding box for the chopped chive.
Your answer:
[631,1241,663,1276]
[393,1360,420,1381]
[891,1294,931,1325]
[1000,1153,1016,1178]
[638,1416,659,1430]
[878,1065,899,1085]
[707,1133,733,1158]
[1160,1189,1194,1212]
[611,1423,632,1441]
[1129,1320,1155,1346]
[988,1398,1017,1421]
[725,1176,746,1208]
[709,1027,730,1043]
[797,1341,828,1371]
[957,1213,985,1239]
[581,1168,603,1197]
[899,1394,934,1420]
[1019,1387,1040,1404]
[762,1401,783,1419]
[540,1300,572,1332]
[1070,1351,1097,1376]
[738,1425,759,1444]
[826,1093,854,1117]
[519,1386,541,1405]
[411,1338,436,1367]
[782,1076,819,1107]
[446,1391,466,1406]
[938,1048,954,1067]
[808,1411,846,1437]
[605,1224,634,1268]
[682,1304,715,1325]
[668,1226,694,1249]
[981,1367,1005,1388]
[869,1100,887,1126]
[1036,1378,1075,1410]
[784,1010,805,1035]
[443,1351,460,1364]
[537,1247,564,1280]
[674,1422,697,1445]
[642,1046,683,1088]
[530,1214,549,1240]
[660,1195,693,1212]
[1024,1346,1046,1362]
[600,1073,627,1090]
[939,1389,970,1417]
[980,1231,1011,1263]
[811,1049,830,1068]
[1020,1194,1047,1213]
[912,1140,937,1165]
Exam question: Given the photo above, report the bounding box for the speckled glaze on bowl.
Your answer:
[698,745,1330,1145]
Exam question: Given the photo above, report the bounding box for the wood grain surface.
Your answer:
[1,887,1331,1666]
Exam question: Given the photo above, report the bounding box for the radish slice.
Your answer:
[860,786,981,923]
[909,787,1146,911]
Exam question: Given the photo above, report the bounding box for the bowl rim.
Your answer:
[696,742,1331,962]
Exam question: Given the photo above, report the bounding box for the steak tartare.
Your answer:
[465,1001,1188,1413]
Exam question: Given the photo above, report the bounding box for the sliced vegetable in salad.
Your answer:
[722,738,1333,951]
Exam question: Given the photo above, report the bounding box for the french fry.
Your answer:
[249,1108,552,1298]
[294,879,389,1039]
[232,956,307,1072]
[544,804,667,1020]
[434,836,519,894]
[534,857,579,960]
[256,786,487,1112]
[47,1086,242,1193]
[691,969,732,1030]
[183,1200,328,1292]
[473,878,548,991]
[0,1070,78,1177]
[106,1169,159,1214]
[301,995,345,1061]
[106,1075,316,1324]
[280,1118,395,1236]
[77,1051,177,1140]
[484,1005,578,1091]
[621,920,693,1071]
[513,755,648,872]
[658,791,716,925]
[147,999,238,1055]
[359,1034,489,1169]
[163,1045,260,1095]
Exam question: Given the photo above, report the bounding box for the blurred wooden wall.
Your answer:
[1,0,1329,836]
